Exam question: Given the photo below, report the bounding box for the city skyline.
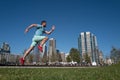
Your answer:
[0,0,120,56]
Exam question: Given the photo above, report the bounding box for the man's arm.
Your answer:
[45,25,55,35]
[25,24,37,33]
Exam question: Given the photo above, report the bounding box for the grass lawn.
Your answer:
[0,64,120,80]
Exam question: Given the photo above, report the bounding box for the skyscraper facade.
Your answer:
[78,32,99,63]
[0,42,11,63]
[0,42,10,53]
[48,38,57,62]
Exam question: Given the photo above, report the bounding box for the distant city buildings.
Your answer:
[78,32,104,64]
[47,38,66,63]
[0,42,10,53]
[32,38,66,65]
[0,42,20,64]
[0,42,11,63]
[32,44,47,64]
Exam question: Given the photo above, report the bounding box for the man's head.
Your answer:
[41,20,47,27]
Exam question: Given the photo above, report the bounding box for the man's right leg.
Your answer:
[20,46,34,65]
[20,40,36,65]
[23,46,35,60]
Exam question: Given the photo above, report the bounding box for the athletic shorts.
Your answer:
[30,36,46,47]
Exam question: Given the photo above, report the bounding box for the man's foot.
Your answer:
[38,45,43,52]
[20,58,25,65]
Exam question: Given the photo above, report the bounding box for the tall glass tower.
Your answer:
[48,38,57,62]
[78,32,99,63]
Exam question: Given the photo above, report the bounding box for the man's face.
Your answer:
[42,22,46,27]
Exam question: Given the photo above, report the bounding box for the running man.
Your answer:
[20,20,55,65]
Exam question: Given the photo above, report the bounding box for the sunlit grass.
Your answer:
[0,64,120,80]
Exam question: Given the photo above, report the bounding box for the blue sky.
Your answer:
[0,0,120,56]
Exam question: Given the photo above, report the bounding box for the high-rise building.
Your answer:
[0,42,11,63]
[42,45,48,63]
[2,42,10,53]
[78,32,99,63]
[0,42,10,54]
[48,38,57,62]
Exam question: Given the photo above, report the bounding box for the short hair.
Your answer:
[41,20,46,25]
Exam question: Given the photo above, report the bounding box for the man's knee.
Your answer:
[45,37,48,40]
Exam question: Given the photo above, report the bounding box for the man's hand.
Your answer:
[45,25,55,35]
[51,25,55,31]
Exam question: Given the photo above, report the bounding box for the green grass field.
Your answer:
[0,64,120,80]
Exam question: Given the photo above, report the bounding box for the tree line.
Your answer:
[110,47,120,63]
[66,48,91,64]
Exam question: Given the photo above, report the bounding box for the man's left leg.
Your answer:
[38,37,48,52]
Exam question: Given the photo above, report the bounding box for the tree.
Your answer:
[50,52,57,62]
[57,53,62,62]
[69,48,80,63]
[16,55,20,65]
[28,54,34,63]
[110,47,120,63]
[42,54,48,63]
[1,54,6,64]
[84,53,91,63]
[1,58,6,64]
[66,55,71,62]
